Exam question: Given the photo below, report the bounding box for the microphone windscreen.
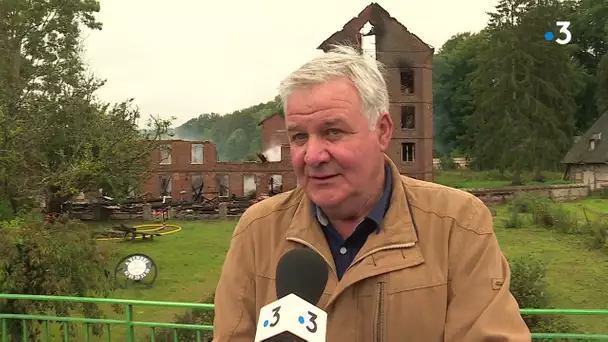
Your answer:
[275,248,328,305]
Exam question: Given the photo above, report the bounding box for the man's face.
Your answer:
[285,77,392,209]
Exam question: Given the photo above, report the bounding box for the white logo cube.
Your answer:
[254,293,327,342]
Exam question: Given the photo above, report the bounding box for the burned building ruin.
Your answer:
[142,2,434,200]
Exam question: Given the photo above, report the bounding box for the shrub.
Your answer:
[0,213,120,341]
[509,256,580,337]
[151,291,215,342]
[439,156,456,170]
[503,211,525,229]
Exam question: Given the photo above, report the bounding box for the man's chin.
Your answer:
[305,188,347,207]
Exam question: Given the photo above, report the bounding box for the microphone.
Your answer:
[254,248,329,342]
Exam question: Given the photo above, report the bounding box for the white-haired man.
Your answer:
[212,45,531,341]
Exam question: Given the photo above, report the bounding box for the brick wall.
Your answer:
[260,113,288,153]
[142,140,297,201]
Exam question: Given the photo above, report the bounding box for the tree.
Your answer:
[0,0,171,214]
[469,0,584,182]
[433,32,486,156]
[596,53,608,114]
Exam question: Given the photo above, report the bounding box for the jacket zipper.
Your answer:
[374,282,386,342]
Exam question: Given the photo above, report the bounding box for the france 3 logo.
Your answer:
[544,21,572,45]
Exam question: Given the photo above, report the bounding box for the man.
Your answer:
[212,45,531,341]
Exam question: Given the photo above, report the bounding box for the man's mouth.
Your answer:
[310,174,337,180]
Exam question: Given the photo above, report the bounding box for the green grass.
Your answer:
[43,220,237,341]
[31,197,608,340]
[495,202,608,334]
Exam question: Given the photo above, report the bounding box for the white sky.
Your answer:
[82,0,496,128]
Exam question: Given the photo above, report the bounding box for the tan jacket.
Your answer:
[212,157,531,341]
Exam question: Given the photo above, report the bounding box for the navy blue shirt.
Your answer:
[313,164,392,280]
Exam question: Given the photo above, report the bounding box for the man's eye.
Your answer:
[327,129,342,136]
[291,133,306,141]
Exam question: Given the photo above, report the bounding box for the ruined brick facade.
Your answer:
[141,139,296,201]
[141,3,434,199]
[318,2,434,181]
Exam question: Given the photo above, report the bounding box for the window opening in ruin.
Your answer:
[217,174,229,197]
[400,69,414,94]
[159,144,172,164]
[359,21,376,60]
[191,174,204,202]
[159,174,172,197]
[269,175,283,195]
[243,175,256,198]
[191,143,203,164]
[401,106,415,129]
[401,143,415,162]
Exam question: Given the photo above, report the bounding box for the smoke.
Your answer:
[243,175,256,196]
[263,145,282,162]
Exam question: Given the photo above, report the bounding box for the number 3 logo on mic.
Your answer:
[255,294,328,342]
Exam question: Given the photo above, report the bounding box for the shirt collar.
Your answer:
[314,163,392,227]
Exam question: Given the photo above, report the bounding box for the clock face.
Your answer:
[122,254,152,280]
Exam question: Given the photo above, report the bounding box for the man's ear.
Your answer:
[376,112,393,151]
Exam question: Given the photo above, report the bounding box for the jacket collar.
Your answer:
[313,163,392,230]
[285,154,420,278]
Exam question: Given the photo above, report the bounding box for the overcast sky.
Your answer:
[81,0,496,128]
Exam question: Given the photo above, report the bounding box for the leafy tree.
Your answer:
[570,0,608,131]
[597,53,608,114]
[0,0,171,214]
[433,32,486,156]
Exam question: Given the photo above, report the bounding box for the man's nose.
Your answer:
[303,137,330,166]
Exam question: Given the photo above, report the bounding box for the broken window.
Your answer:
[191,174,204,202]
[191,143,203,164]
[401,106,415,129]
[159,144,172,164]
[243,174,256,198]
[159,174,172,197]
[217,174,229,197]
[401,143,415,162]
[269,175,283,194]
[400,69,414,94]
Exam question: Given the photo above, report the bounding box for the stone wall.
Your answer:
[466,183,589,205]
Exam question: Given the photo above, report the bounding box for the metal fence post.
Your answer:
[125,304,135,342]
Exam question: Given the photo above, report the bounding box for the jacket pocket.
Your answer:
[373,282,386,342]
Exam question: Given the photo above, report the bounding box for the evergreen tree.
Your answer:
[469,0,584,183]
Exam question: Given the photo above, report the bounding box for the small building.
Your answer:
[563,111,608,189]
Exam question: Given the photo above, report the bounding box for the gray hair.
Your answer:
[278,44,389,130]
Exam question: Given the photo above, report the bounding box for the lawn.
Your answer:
[57,220,237,341]
[41,197,608,340]
[434,169,573,189]
[494,202,608,334]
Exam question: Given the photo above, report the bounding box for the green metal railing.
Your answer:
[1,294,608,341]
[0,294,214,342]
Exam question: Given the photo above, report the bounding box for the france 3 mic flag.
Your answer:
[254,293,328,342]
